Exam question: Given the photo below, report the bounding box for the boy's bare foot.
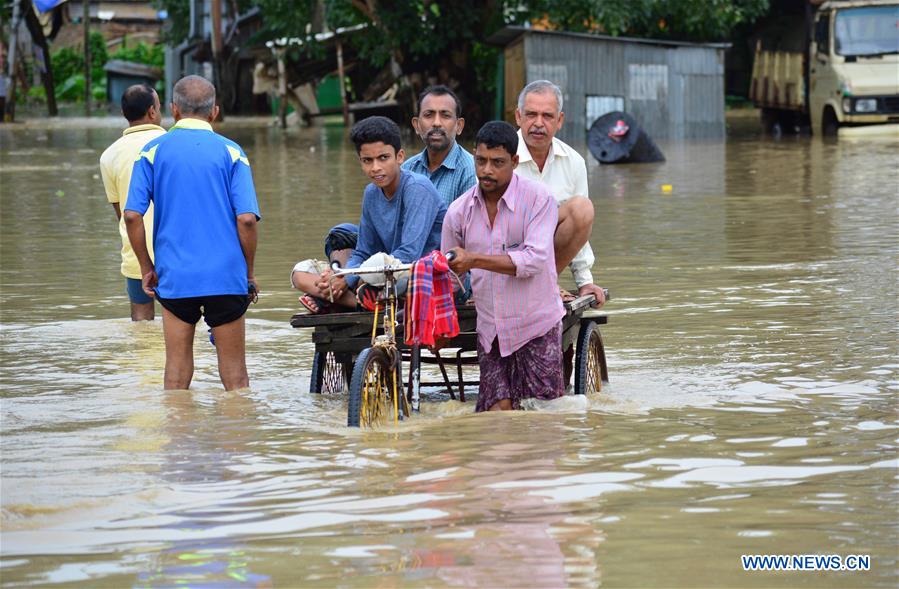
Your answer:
[299,294,330,314]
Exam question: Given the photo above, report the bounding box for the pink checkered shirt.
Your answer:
[442,174,564,357]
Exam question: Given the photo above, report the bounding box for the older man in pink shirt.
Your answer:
[442,121,564,412]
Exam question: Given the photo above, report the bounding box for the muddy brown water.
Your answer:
[1,114,897,588]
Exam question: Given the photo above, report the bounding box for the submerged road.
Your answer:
[1,114,897,588]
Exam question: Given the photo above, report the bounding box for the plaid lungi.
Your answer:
[476,322,564,412]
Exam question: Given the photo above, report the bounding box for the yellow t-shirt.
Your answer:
[99,124,166,279]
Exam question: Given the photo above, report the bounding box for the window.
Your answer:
[834,5,899,57]
[815,14,830,55]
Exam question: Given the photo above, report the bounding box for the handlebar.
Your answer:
[334,251,458,277]
[333,264,413,277]
[332,253,609,304]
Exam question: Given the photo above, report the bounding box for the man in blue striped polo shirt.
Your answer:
[402,85,476,207]
[124,75,260,391]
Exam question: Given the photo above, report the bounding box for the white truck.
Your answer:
[750,0,899,136]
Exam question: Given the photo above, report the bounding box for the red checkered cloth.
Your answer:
[404,251,459,347]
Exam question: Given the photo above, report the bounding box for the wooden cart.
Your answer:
[291,294,609,426]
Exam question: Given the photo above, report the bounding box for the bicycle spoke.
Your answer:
[323,352,344,393]
[587,332,602,393]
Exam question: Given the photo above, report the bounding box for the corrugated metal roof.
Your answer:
[104,59,161,77]
[487,26,731,50]
[512,31,727,140]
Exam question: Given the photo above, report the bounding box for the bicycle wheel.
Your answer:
[574,321,608,395]
[347,347,404,427]
[310,350,350,394]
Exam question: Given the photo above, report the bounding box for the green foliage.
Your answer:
[56,73,85,101]
[254,0,318,42]
[88,31,109,82]
[153,0,191,44]
[26,85,47,104]
[523,0,635,35]
[145,0,769,122]
[725,94,753,108]
[50,31,108,87]
[93,80,107,101]
[85,0,772,52]
[150,0,768,64]
[154,0,254,44]
[321,1,507,68]
[238,0,767,102]
[244,0,769,58]
[48,32,110,102]
[520,0,769,40]
[470,42,500,100]
[112,42,165,68]
[50,46,84,85]
[55,75,106,103]
[49,34,163,104]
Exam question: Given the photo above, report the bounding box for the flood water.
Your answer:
[1,113,897,588]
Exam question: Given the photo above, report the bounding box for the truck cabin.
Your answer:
[811,1,899,134]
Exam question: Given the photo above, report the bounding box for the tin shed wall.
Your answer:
[504,40,526,122]
[522,34,725,142]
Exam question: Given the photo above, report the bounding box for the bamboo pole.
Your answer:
[336,40,349,126]
[6,0,22,122]
[211,0,222,58]
[83,0,91,116]
[277,48,287,129]
[210,0,222,90]
[22,0,57,116]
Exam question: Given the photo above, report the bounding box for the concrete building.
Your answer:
[489,26,730,141]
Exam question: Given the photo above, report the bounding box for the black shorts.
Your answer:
[156,294,249,328]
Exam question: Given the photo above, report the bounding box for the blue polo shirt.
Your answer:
[125,118,261,299]
[402,142,476,207]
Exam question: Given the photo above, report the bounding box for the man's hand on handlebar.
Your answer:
[445,247,474,274]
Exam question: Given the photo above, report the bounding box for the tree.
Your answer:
[154,0,769,124]
[523,0,770,40]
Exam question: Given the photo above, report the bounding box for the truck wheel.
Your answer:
[822,107,840,137]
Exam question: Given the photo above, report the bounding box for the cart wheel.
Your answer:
[574,321,608,395]
[347,347,405,427]
[310,351,350,394]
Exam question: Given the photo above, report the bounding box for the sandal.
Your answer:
[299,294,336,314]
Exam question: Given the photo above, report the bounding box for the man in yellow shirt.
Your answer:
[100,84,165,320]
